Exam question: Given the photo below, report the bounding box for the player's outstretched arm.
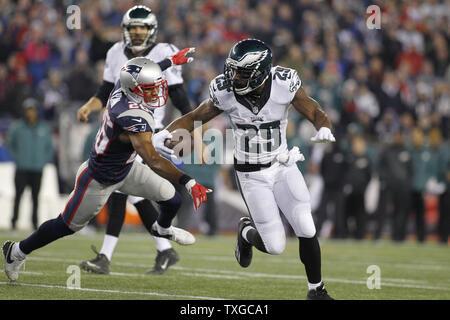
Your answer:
[151,99,223,158]
[129,131,186,182]
[167,99,223,133]
[128,131,211,210]
[291,87,336,143]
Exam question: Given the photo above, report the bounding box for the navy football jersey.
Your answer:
[88,81,155,185]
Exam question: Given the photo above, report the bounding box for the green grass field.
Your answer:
[1,230,449,301]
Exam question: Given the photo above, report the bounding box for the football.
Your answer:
[164,129,193,158]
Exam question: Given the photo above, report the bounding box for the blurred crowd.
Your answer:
[0,0,449,242]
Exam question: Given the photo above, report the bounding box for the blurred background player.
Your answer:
[76,5,195,275]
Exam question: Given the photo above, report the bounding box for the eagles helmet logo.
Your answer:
[227,50,269,69]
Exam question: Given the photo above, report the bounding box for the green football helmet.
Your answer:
[224,39,272,95]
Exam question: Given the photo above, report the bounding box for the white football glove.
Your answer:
[277,146,305,166]
[151,129,177,159]
[311,127,336,143]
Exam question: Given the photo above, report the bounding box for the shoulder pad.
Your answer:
[117,107,155,133]
[153,43,179,55]
[208,75,232,109]
[271,66,302,102]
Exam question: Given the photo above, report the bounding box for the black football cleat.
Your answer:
[234,217,253,268]
[306,283,334,300]
[79,245,110,274]
[147,248,180,275]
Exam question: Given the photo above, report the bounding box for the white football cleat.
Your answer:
[150,222,195,245]
[2,241,26,281]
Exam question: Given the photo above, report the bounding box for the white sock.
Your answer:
[100,235,118,261]
[12,243,27,261]
[155,221,171,235]
[153,236,172,252]
[242,226,253,242]
[308,281,323,291]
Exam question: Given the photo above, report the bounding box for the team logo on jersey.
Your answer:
[209,87,220,106]
[289,73,301,92]
[121,64,142,78]
[251,116,264,122]
[252,106,259,114]
[124,123,147,132]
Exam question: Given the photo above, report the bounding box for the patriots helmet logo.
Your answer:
[121,64,142,79]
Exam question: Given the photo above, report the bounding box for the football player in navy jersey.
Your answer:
[153,39,334,300]
[2,58,211,282]
[77,5,196,275]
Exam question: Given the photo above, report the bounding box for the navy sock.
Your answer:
[156,191,182,228]
[106,192,127,237]
[135,199,159,233]
[19,215,74,255]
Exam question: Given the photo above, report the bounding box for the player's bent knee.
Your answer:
[298,225,316,238]
[291,203,316,238]
[265,239,285,255]
[158,180,175,201]
[298,213,316,238]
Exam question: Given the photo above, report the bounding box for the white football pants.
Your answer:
[235,162,316,255]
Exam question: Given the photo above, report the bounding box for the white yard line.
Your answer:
[0,270,44,276]
[0,281,226,300]
[8,256,449,292]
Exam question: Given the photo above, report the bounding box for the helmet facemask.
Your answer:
[120,58,168,109]
[224,61,270,95]
[132,79,168,109]
[122,6,158,52]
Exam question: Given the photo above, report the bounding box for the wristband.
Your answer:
[158,58,172,71]
[179,174,192,186]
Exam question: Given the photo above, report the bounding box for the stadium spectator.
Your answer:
[410,127,433,242]
[316,142,346,239]
[37,69,69,123]
[6,98,54,230]
[65,48,97,102]
[342,135,372,240]
[438,150,450,244]
[374,131,413,241]
[427,128,450,244]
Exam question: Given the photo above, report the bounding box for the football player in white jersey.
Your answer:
[152,39,335,300]
[76,5,195,275]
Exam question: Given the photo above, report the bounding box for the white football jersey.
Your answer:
[209,66,302,165]
[103,41,184,129]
